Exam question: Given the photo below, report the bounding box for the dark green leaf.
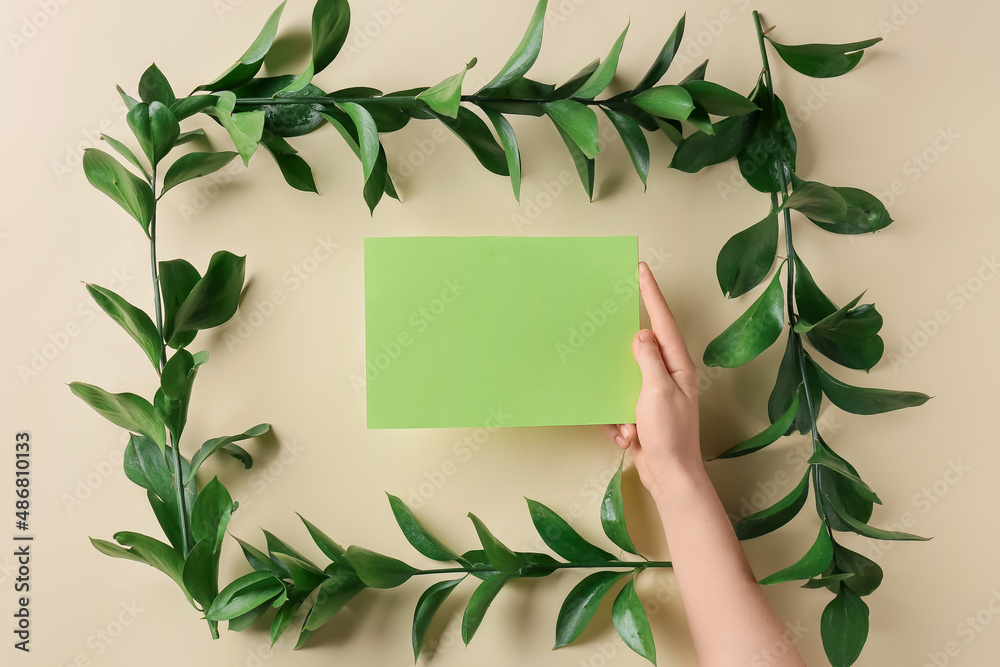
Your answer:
[191,477,234,551]
[821,587,869,667]
[312,0,351,73]
[162,151,238,195]
[148,491,183,554]
[234,77,329,137]
[600,459,640,557]
[483,109,522,201]
[553,122,595,200]
[82,149,154,234]
[228,600,271,632]
[527,498,614,563]
[833,544,883,597]
[733,471,809,540]
[669,113,753,173]
[554,570,629,648]
[183,538,220,609]
[339,102,379,183]
[680,59,709,84]
[417,58,476,119]
[809,187,893,235]
[200,2,287,91]
[782,181,848,223]
[552,62,599,99]
[259,135,318,193]
[343,546,416,588]
[305,567,366,630]
[603,108,649,189]
[387,493,459,562]
[633,14,685,94]
[170,95,219,121]
[630,85,694,121]
[712,392,799,460]
[461,574,511,645]
[468,514,527,573]
[85,283,161,370]
[69,382,165,451]
[760,523,834,585]
[116,84,139,111]
[716,212,778,298]
[823,496,930,541]
[816,463,874,533]
[112,531,188,594]
[573,24,629,99]
[738,84,796,193]
[234,537,288,578]
[138,64,176,106]
[189,424,270,478]
[801,573,855,590]
[682,81,758,116]
[159,259,200,350]
[544,100,600,159]
[127,102,180,168]
[768,36,881,79]
[168,250,246,344]
[703,263,785,368]
[480,0,547,91]
[156,349,197,439]
[272,552,326,591]
[809,357,930,415]
[270,598,302,646]
[685,104,714,135]
[412,577,464,660]
[123,435,175,501]
[809,440,880,505]
[768,333,822,435]
[612,579,656,664]
[91,537,146,564]
[297,514,348,566]
[100,134,149,179]
[363,144,390,214]
[206,572,283,621]
[433,107,509,175]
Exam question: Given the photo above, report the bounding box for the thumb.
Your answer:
[633,329,671,387]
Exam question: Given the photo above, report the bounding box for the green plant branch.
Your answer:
[413,560,673,576]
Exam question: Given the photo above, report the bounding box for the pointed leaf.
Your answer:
[305,567,366,630]
[668,113,754,173]
[297,514,348,565]
[100,134,149,179]
[234,537,288,578]
[809,357,930,415]
[634,14,685,93]
[738,84,797,193]
[82,149,154,233]
[113,531,187,594]
[480,0,548,91]
[553,122,594,200]
[412,577,464,660]
[69,382,165,451]
[612,579,656,664]
[573,24,629,99]
[681,80,758,116]
[312,0,351,73]
[343,546,416,588]
[630,85,694,121]
[417,58,477,119]
[821,587,869,667]
[809,440,881,505]
[468,514,527,573]
[603,108,649,189]
[127,102,180,168]
[170,95,220,121]
[768,333,822,435]
[554,570,629,648]
[760,523,834,585]
[833,544,883,597]
[703,263,785,368]
[782,181,848,223]
[338,102,379,183]
[433,107,509,175]
[461,574,511,645]
[733,471,809,540]
[387,493,459,562]
[716,211,778,298]
[162,151,239,195]
[768,37,881,79]
[552,60,600,99]
[138,64,176,106]
[191,477,234,551]
[183,538,221,609]
[189,424,270,478]
[85,284,161,370]
[211,109,266,166]
[808,187,893,235]
[544,100,600,159]
[824,496,930,541]
[206,572,283,621]
[600,459,640,556]
[168,251,246,343]
[200,2,287,91]
[712,392,799,460]
[159,259,200,350]
[526,498,614,563]
[483,109,521,201]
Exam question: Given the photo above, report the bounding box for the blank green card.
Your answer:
[364,236,641,428]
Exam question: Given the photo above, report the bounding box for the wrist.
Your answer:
[647,457,711,510]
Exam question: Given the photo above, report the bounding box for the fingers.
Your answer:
[633,329,673,389]
[638,262,697,376]
[602,423,637,449]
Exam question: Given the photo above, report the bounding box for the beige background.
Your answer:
[2,0,994,664]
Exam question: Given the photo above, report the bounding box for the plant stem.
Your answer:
[414,560,673,576]
[752,11,829,529]
[233,94,611,109]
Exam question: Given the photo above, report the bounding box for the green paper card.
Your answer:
[364,236,641,428]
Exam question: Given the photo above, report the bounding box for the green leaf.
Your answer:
[362,144,391,214]
[138,63,176,106]
[768,36,881,79]
[234,537,288,578]
[551,60,600,99]
[711,392,799,460]
[161,151,239,195]
[573,24,629,99]
[680,59,709,84]
[304,567,366,630]
[191,477,234,551]
[681,81,758,116]
[483,109,522,201]
[809,439,881,505]
[802,573,855,590]
[768,333,822,435]
[412,577,464,660]
[312,0,351,73]
[612,579,656,664]
[833,544,883,597]
[823,496,930,541]
[227,601,271,632]
[554,570,629,648]
[808,357,931,415]
[461,574,511,645]
[200,2,287,91]
[170,95,220,121]
[159,258,201,350]
[91,537,147,564]
[668,113,754,173]
[233,76,329,138]
[123,435,178,504]
[189,424,270,478]
[600,459,640,557]
[177,129,206,146]
[338,102,380,184]
[733,471,809,540]
[738,84,796,193]
[602,108,649,189]
[343,546,416,588]
[630,85,694,121]
[259,134,317,193]
[816,462,874,533]
[127,102,180,168]
[112,531,188,594]
[297,514,348,566]
[760,523,834,585]
[544,100,600,159]
[468,514,527,573]
[703,263,785,368]
[431,107,510,176]
[808,187,893,235]
[418,58,477,119]
[82,149,154,234]
[116,85,139,111]
[553,122,595,200]
[85,283,161,370]
[633,14,685,94]
[100,134,149,179]
[211,109,266,166]
[480,0,548,91]
[782,181,848,223]
[183,538,221,609]
[157,349,197,439]
[684,104,714,135]
[69,382,165,451]
[387,493,459,562]
[716,212,778,298]
[270,598,303,646]
[821,587,869,667]
[206,572,283,621]
[147,491,183,554]
[168,251,246,344]
[526,498,614,563]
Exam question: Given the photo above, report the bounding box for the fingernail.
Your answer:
[638,330,653,343]
[615,435,625,447]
